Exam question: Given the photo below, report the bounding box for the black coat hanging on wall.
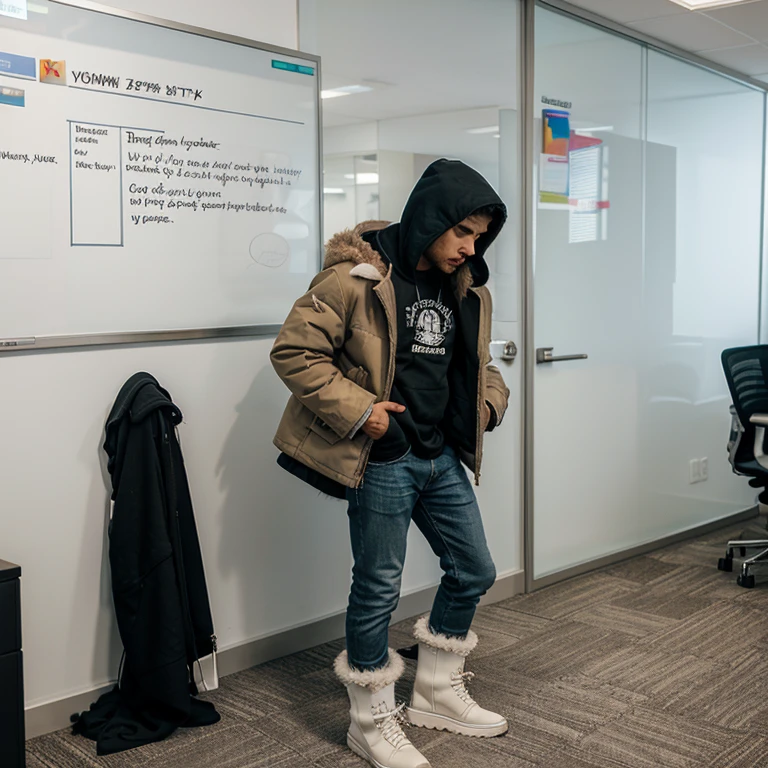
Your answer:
[73,372,220,755]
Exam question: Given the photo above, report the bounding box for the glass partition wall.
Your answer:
[530,5,765,583]
[305,0,767,592]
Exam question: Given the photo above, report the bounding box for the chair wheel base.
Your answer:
[718,557,734,572]
[738,573,756,589]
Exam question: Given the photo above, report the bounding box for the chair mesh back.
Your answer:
[722,346,768,425]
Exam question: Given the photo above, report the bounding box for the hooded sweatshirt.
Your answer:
[364,159,506,461]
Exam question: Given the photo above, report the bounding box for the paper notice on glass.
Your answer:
[543,109,570,156]
[541,107,570,198]
[539,153,569,197]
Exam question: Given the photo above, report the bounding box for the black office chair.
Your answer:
[718,345,768,588]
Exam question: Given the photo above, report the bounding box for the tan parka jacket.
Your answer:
[270,220,509,496]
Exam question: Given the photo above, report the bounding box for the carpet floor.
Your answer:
[25,518,768,767]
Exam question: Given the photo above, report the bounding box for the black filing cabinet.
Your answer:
[0,560,24,767]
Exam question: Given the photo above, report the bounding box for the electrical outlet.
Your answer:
[689,459,700,484]
[700,457,708,482]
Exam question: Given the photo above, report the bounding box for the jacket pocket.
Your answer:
[309,415,343,445]
[348,366,369,388]
[338,352,370,389]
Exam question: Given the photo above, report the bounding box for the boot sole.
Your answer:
[347,732,430,768]
[406,707,508,738]
[347,732,387,768]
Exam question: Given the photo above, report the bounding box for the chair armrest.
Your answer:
[752,416,768,471]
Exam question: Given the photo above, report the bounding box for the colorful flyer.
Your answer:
[543,109,570,157]
[40,59,66,85]
[540,108,570,197]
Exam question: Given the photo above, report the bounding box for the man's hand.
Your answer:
[362,401,406,440]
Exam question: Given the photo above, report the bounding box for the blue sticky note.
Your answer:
[0,51,36,80]
[272,59,314,76]
[0,86,25,107]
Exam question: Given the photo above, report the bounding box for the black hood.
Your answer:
[104,372,182,486]
[377,159,506,287]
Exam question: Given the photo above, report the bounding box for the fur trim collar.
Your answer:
[324,221,389,277]
[413,615,478,657]
[324,221,474,300]
[333,648,405,692]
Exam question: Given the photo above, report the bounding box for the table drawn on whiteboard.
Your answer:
[62,121,305,246]
[249,233,289,269]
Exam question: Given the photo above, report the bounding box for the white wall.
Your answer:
[377,150,418,222]
[3,0,524,716]
[0,0,306,711]
[323,123,378,157]
[7,327,480,710]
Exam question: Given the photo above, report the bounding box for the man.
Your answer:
[271,159,510,768]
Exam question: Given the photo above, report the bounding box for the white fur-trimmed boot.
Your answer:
[334,649,431,768]
[406,616,508,737]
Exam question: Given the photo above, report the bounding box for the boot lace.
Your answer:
[450,670,476,705]
[372,701,410,749]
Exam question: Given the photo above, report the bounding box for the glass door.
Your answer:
[529,6,762,585]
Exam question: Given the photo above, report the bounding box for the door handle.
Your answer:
[491,340,517,363]
[536,347,588,364]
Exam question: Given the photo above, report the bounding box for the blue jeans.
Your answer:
[345,445,496,671]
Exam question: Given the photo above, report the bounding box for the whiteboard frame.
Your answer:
[0,0,323,354]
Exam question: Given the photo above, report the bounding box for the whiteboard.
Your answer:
[0,0,321,350]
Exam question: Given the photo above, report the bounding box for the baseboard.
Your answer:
[25,683,115,743]
[25,568,525,739]
[480,567,525,606]
[530,505,759,589]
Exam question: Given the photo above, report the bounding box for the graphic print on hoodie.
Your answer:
[364,159,507,462]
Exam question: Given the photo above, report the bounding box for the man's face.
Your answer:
[420,213,492,274]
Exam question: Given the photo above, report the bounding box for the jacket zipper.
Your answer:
[471,288,485,485]
[355,275,398,485]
